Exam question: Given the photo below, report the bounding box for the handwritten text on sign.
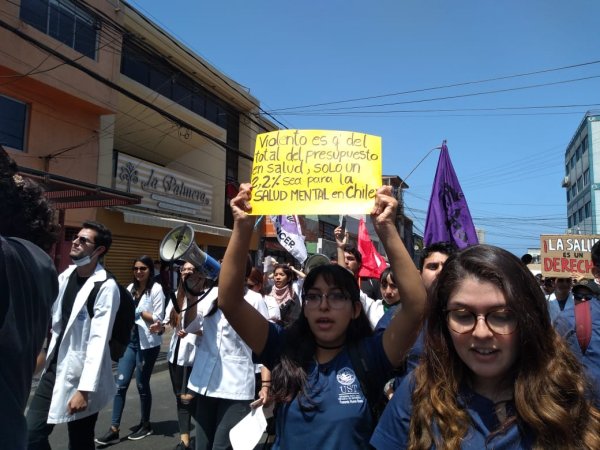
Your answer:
[540,234,600,278]
[250,130,382,215]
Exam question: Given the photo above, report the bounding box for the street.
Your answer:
[47,370,185,450]
[29,330,272,450]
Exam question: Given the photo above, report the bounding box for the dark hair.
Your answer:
[270,264,372,409]
[131,255,155,296]
[342,242,362,266]
[81,220,112,255]
[0,146,59,251]
[272,263,296,283]
[379,266,395,285]
[247,267,264,294]
[419,242,456,271]
[408,244,600,449]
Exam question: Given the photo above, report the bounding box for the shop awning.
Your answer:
[120,208,232,238]
[18,166,142,209]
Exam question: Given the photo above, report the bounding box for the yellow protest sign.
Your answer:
[249,130,382,215]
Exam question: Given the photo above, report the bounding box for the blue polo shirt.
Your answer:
[256,323,392,449]
[371,375,534,449]
[554,298,600,406]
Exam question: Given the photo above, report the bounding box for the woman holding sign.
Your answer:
[218,183,427,448]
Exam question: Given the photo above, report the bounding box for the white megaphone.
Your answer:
[159,224,220,279]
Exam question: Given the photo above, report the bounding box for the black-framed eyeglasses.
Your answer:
[445,308,517,335]
[133,266,149,272]
[72,235,95,246]
[303,291,349,310]
[573,293,595,302]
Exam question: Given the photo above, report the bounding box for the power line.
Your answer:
[266,58,600,112]
[264,74,600,115]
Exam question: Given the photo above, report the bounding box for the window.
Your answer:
[571,185,577,198]
[0,95,27,151]
[576,145,581,161]
[20,0,98,59]
[120,38,239,132]
[585,202,591,219]
[570,155,575,170]
[568,216,572,228]
[577,176,583,192]
[579,208,584,222]
[567,190,570,202]
[584,169,590,186]
[319,221,336,242]
[582,136,588,155]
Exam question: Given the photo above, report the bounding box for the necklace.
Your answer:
[315,342,345,350]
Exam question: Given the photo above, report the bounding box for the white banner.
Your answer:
[270,215,308,264]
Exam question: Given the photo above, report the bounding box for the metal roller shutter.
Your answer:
[104,236,160,285]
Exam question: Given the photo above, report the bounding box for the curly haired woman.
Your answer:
[371,244,600,449]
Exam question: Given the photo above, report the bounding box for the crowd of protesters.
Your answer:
[1,154,598,450]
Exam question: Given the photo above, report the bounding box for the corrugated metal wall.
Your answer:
[104,235,160,285]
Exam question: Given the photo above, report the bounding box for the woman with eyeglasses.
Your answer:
[154,261,203,450]
[371,245,600,449]
[217,184,427,448]
[95,255,165,445]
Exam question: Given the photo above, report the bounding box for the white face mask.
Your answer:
[72,249,98,267]
[72,254,93,267]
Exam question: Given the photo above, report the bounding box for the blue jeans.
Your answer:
[110,338,160,427]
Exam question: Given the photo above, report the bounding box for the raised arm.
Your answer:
[372,186,427,367]
[217,183,269,354]
[334,226,348,269]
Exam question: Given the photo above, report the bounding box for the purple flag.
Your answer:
[423,142,478,249]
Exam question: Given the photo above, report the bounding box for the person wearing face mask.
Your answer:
[27,221,120,450]
[152,261,203,450]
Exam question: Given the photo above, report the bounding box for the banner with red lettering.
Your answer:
[540,234,600,278]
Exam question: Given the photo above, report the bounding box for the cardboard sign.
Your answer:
[249,130,382,215]
[540,234,600,278]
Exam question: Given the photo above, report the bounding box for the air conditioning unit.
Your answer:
[562,176,571,188]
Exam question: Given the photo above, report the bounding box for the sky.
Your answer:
[128,0,600,256]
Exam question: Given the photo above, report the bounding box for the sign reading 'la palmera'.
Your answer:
[114,152,213,222]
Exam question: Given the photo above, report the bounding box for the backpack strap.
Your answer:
[574,300,593,354]
[86,278,108,318]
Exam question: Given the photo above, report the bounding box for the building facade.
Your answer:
[1,0,270,283]
[563,111,600,235]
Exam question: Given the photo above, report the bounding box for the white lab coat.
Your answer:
[360,290,385,329]
[164,294,201,366]
[187,288,268,400]
[44,264,119,424]
[128,282,165,349]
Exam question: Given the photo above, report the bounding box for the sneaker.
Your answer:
[127,423,153,440]
[95,427,119,445]
[173,442,191,450]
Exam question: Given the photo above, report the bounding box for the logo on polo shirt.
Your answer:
[337,367,363,405]
[337,367,357,386]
